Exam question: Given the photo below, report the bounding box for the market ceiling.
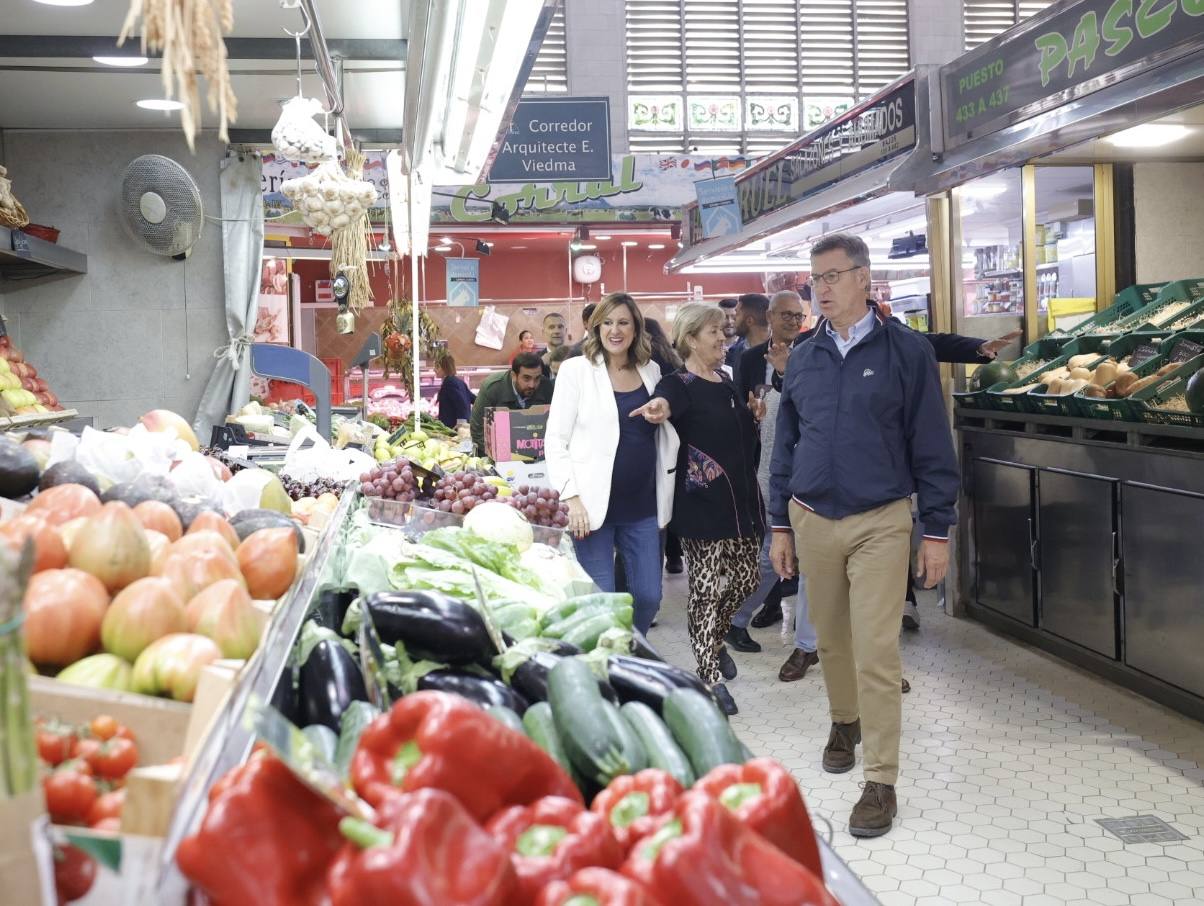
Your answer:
[0,0,405,142]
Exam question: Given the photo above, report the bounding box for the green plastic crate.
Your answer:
[1134,358,1204,429]
[1154,298,1204,333]
[987,349,1099,414]
[954,340,1067,411]
[1074,333,1172,421]
[1120,281,1204,333]
[1048,283,1163,339]
[1027,350,1111,417]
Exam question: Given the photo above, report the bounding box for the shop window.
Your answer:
[625,0,910,154]
[958,171,1025,332]
[1034,167,1096,336]
[963,0,1055,49]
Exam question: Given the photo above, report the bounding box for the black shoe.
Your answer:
[711,683,738,716]
[750,602,782,629]
[718,646,737,680]
[665,556,684,574]
[724,625,762,653]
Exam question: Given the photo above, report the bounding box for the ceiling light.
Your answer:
[512,245,527,250]
[93,55,148,67]
[434,244,452,252]
[575,243,597,250]
[137,99,184,111]
[1105,123,1191,148]
[621,241,638,247]
[594,234,612,240]
[648,244,666,250]
[33,0,94,5]
[441,236,452,243]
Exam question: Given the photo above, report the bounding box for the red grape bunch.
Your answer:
[359,462,418,501]
[506,485,569,528]
[429,471,500,515]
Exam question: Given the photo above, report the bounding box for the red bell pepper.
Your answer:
[327,787,519,906]
[589,769,684,853]
[487,795,623,904]
[536,868,666,906]
[692,757,822,877]
[351,691,581,821]
[621,792,838,906]
[176,753,344,906]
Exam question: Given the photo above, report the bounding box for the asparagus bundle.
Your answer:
[0,538,36,797]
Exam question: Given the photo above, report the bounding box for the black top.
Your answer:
[655,370,765,541]
[436,375,475,428]
[607,386,657,525]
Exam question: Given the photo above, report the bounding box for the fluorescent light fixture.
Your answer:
[621,241,638,247]
[93,55,148,67]
[594,234,612,240]
[648,244,666,250]
[33,0,93,5]
[512,245,528,249]
[137,99,184,111]
[571,242,597,250]
[441,236,452,243]
[434,244,453,252]
[387,150,431,257]
[1105,123,1191,148]
[960,182,1008,200]
[404,0,546,186]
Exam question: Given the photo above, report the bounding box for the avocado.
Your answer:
[0,436,39,499]
[230,508,306,552]
[102,473,181,509]
[39,460,101,496]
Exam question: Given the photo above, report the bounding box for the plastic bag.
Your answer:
[280,424,375,485]
[167,451,226,502]
[73,425,180,488]
[474,306,509,350]
[271,96,337,163]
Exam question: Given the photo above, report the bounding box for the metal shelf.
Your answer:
[0,408,79,432]
[0,225,87,288]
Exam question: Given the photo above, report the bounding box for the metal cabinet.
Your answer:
[972,459,1037,626]
[1037,470,1118,659]
[1121,484,1204,699]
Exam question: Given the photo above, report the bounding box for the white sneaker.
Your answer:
[902,601,920,630]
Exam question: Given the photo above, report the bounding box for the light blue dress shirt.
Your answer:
[825,309,876,358]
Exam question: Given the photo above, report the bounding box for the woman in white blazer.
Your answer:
[544,292,679,634]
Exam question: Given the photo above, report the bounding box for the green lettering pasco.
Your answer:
[1067,12,1102,78]
[447,155,642,222]
[1102,0,1135,56]
[1135,0,1176,36]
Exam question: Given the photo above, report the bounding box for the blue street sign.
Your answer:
[694,176,743,239]
[446,257,480,308]
[488,97,612,183]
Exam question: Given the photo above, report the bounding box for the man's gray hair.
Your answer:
[769,290,803,309]
[811,233,871,269]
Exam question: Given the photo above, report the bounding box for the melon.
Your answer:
[969,361,1019,392]
[1185,370,1204,415]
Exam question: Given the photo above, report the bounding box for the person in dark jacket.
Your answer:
[769,233,960,839]
[433,351,476,430]
[468,352,553,457]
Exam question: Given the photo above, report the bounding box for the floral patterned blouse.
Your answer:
[654,370,766,541]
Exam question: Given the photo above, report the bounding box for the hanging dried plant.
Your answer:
[330,147,374,314]
[380,300,440,401]
[0,166,30,229]
[118,0,238,149]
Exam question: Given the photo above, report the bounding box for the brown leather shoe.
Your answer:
[822,719,861,774]
[849,781,897,837]
[778,648,818,682]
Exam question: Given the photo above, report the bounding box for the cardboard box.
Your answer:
[485,405,550,462]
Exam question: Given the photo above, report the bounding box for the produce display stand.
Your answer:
[0,408,79,433]
[132,484,881,905]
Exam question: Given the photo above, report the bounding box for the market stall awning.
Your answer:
[665,69,936,275]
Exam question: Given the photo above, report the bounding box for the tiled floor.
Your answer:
[649,575,1204,905]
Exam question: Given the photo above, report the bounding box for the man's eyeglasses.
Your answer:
[814,265,863,286]
[772,311,805,322]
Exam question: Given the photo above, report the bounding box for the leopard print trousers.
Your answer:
[681,536,763,685]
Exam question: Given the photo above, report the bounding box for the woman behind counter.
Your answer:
[544,292,679,635]
[433,351,475,429]
[631,302,765,715]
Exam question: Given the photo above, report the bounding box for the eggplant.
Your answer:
[312,586,359,635]
[366,590,494,666]
[630,630,664,662]
[417,669,529,714]
[269,663,301,725]
[511,650,618,705]
[299,640,370,733]
[607,655,712,713]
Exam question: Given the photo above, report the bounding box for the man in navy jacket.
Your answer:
[769,233,960,838]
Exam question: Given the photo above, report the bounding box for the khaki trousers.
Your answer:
[790,498,912,785]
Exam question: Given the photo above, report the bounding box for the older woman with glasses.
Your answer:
[545,293,679,635]
[631,302,766,716]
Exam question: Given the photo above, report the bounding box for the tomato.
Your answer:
[114,724,136,743]
[91,737,138,780]
[53,844,97,904]
[43,766,98,824]
[90,816,121,833]
[74,738,101,769]
[87,788,125,827]
[89,715,119,741]
[36,725,76,767]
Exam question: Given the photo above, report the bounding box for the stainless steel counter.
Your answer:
[955,407,1204,721]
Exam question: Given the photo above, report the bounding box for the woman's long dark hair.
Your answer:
[645,317,682,373]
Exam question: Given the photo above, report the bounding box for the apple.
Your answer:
[139,409,200,452]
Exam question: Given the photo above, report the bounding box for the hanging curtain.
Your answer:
[193,153,264,443]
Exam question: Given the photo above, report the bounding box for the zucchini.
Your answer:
[621,701,695,787]
[541,593,633,628]
[301,724,339,764]
[485,704,526,735]
[522,702,574,778]
[548,657,628,786]
[544,605,633,639]
[562,612,625,651]
[662,688,744,776]
[601,701,648,773]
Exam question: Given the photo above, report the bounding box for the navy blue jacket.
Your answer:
[769,310,959,540]
[436,375,476,429]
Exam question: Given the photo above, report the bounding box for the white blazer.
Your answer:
[545,355,680,531]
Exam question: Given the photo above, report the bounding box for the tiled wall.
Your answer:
[0,131,228,428]
[1134,162,1204,284]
